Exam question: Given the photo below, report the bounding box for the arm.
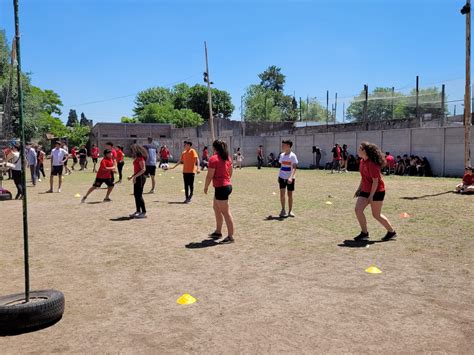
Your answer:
[229,163,233,178]
[128,160,146,182]
[196,157,201,174]
[288,164,297,183]
[169,160,182,170]
[204,168,215,194]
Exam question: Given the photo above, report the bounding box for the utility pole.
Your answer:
[326,90,329,130]
[299,97,302,121]
[441,84,446,127]
[391,86,395,120]
[363,84,369,122]
[334,92,338,123]
[204,41,215,141]
[416,75,420,126]
[342,102,345,123]
[462,0,472,168]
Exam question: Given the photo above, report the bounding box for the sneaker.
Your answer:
[354,232,369,241]
[149,189,155,194]
[129,212,140,218]
[103,198,112,202]
[135,212,147,219]
[58,188,61,193]
[287,211,296,218]
[81,197,86,203]
[279,209,287,218]
[382,231,397,241]
[38,179,42,182]
[219,236,234,244]
[184,198,191,204]
[46,189,53,193]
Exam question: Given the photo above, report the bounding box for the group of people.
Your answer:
[388,154,433,177]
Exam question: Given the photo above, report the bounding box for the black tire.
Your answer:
[0,289,65,335]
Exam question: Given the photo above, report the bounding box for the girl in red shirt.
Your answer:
[204,139,234,244]
[354,142,396,242]
[81,150,116,203]
[128,144,148,218]
[116,145,125,183]
[456,166,474,194]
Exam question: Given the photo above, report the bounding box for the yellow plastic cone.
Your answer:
[74,193,81,198]
[400,212,410,218]
[176,294,197,305]
[365,266,382,274]
[325,201,333,205]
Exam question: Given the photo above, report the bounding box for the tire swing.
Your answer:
[0,0,64,336]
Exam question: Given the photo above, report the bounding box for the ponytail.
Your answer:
[212,139,229,161]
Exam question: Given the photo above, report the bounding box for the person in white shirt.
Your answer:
[26,144,37,186]
[8,143,24,199]
[278,139,298,218]
[47,141,69,193]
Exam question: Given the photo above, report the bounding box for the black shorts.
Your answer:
[358,191,386,201]
[145,165,156,176]
[215,185,232,200]
[93,178,114,188]
[51,165,63,176]
[161,159,169,164]
[73,157,78,164]
[63,160,68,167]
[279,177,295,191]
[92,158,98,163]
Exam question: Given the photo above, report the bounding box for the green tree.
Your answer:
[120,116,138,123]
[171,83,190,110]
[66,123,91,147]
[133,87,172,117]
[42,89,62,116]
[137,102,204,128]
[66,109,78,127]
[80,112,91,126]
[258,65,286,92]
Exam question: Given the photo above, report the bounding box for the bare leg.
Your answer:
[213,199,224,234]
[151,176,156,191]
[280,189,286,210]
[49,175,54,191]
[355,197,369,233]
[84,186,97,199]
[370,201,395,232]
[462,185,474,193]
[105,186,114,199]
[58,175,63,190]
[216,199,234,236]
[288,190,293,213]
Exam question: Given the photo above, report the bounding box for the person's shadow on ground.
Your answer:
[185,238,219,249]
[400,190,454,200]
[109,216,133,222]
[264,215,286,221]
[338,239,394,248]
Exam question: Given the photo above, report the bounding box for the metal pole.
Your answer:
[391,86,395,120]
[13,0,30,302]
[441,84,446,127]
[342,102,345,123]
[416,75,420,125]
[334,92,338,123]
[299,97,302,121]
[326,90,329,130]
[204,41,215,141]
[464,0,472,167]
[363,84,368,122]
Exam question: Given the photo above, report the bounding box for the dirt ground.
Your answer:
[0,163,473,353]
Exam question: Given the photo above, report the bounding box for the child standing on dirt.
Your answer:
[278,140,298,218]
[353,141,397,242]
[81,149,116,203]
[91,144,99,172]
[116,145,125,183]
[128,144,148,218]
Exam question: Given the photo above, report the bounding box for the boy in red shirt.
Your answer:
[354,142,397,242]
[81,149,116,203]
[91,144,100,172]
[456,166,474,194]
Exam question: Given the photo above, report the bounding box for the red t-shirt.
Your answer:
[111,148,117,161]
[161,149,170,160]
[71,148,77,157]
[203,149,209,160]
[386,155,396,169]
[208,154,232,188]
[463,173,473,186]
[96,158,114,179]
[91,147,99,159]
[116,149,124,162]
[359,159,385,193]
[133,156,145,174]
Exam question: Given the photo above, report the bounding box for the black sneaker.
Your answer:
[354,232,369,241]
[382,231,397,241]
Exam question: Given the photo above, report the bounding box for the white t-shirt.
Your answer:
[10,151,22,171]
[279,151,298,180]
[51,148,68,166]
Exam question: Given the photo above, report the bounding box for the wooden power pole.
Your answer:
[204,41,215,142]
[462,0,472,168]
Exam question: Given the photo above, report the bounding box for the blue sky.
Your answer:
[0,0,468,123]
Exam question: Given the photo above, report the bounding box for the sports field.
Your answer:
[0,162,473,353]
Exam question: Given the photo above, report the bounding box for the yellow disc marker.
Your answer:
[171,176,175,179]
[365,266,382,274]
[74,193,81,198]
[181,189,185,192]
[272,192,277,195]
[198,181,202,184]
[158,173,162,176]
[325,201,333,205]
[176,294,197,305]
[400,212,410,218]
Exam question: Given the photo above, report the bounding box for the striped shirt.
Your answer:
[279,152,298,180]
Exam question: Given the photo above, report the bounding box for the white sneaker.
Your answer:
[58,188,61,193]
[38,179,42,182]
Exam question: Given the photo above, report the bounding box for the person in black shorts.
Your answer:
[81,150,116,203]
[354,142,397,242]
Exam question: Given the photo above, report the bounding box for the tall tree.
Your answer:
[67,109,78,127]
[137,102,204,128]
[258,65,286,93]
[80,112,91,126]
[133,87,172,117]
